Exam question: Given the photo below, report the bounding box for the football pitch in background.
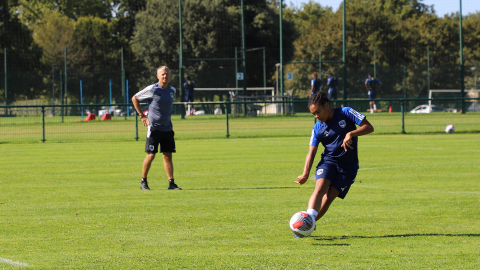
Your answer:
[0,135,479,269]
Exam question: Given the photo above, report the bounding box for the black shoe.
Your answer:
[140,180,151,191]
[168,183,182,190]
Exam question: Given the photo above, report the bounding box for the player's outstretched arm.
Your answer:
[342,119,374,151]
[296,145,318,185]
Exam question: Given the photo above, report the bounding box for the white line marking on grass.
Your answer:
[358,165,425,171]
[355,185,480,194]
[359,162,480,171]
[0,257,32,268]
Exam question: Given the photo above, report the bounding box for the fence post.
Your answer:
[225,108,230,138]
[135,113,139,141]
[241,0,247,115]
[42,106,46,142]
[401,101,405,134]
[263,47,266,94]
[80,80,84,120]
[126,79,130,117]
[4,48,7,115]
[60,69,64,122]
[64,48,68,112]
[459,0,465,114]
[402,65,407,134]
[403,65,407,110]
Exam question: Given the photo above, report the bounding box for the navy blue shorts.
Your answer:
[315,161,357,199]
[185,93,194,102]
[145,127,176,154]
[368,90,376,100]
[328,88,337,100]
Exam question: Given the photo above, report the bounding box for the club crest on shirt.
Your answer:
[339,120,346,128]
[316,169,323,175]
[323,130,329,136]
[170,92,174,98]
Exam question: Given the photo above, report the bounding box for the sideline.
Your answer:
[355,184,480,194]
[0,257,32,268]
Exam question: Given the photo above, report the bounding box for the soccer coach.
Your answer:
[132,66,182,191]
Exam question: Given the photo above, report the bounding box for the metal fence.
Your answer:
[1,98,479,143]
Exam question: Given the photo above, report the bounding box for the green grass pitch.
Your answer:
[1,112,479,143]
[0,134,479,269]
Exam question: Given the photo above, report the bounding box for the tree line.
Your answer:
[1,0,479,103]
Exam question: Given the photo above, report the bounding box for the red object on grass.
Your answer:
[85,113,96,121]
[101,113,112,121]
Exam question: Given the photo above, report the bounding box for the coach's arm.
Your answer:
[132,95,149,127]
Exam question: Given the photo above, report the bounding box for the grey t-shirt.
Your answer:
[135,83,176,131]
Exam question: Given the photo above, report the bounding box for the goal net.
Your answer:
[428,89,480,111]
[185,87,294,116]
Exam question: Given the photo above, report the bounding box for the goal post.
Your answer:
[186,87,295,116]
[428,89,480,107]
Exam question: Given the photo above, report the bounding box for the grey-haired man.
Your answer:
[132,66,181,190]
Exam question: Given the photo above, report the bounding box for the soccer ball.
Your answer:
[289,211,315,238]
[445,124,455,133]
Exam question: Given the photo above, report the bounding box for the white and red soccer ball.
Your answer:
[289,211,315,238]
[445,124,455,133]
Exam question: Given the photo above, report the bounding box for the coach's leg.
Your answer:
[142,153,156,178]
[163,152,174,180]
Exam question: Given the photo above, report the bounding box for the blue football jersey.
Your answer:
[311,78,321,94]
[184,81,195,95]
[309,107,366,169]
[327,77,337,90]
[365,78,381,90]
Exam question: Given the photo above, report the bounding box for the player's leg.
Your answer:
[142,153,156,178]
[308,177,330,211]
[159,130,181,190]
[140,153,155,190]
[163,152,173,180]
[371,91,377,112]
[141,128,160,190]
[332,89,337,108]
[189,95,194,112]
[185,92,190,116]
[316,185,339,221]
[307,178,339,221]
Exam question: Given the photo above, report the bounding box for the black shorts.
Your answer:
[145,127,176,154]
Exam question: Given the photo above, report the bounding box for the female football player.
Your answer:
[296,91,374,231]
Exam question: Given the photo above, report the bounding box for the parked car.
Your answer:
[442,108,458,113]
[410,104,442,113]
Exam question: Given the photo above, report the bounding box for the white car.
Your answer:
[410,104,441,113]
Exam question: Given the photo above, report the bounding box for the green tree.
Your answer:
[1,0,43,103]
[16,0,111,22]
[133,0,296,90]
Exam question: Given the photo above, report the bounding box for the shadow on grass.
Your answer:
[312,233,480,245]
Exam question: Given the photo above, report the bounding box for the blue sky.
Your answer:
[292,0,479,17]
